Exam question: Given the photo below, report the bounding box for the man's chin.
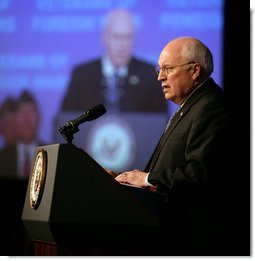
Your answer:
[113,58,129,68]
[164,93,172,100]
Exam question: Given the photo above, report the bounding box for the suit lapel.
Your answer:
[145,78,216,172]
[147,108,186,171]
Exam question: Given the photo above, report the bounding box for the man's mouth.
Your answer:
[162,85,169,92]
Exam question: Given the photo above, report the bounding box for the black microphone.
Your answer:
[58,104,106,143]
[68,104,106,128]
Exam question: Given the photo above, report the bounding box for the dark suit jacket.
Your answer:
[145,78,234,255]
[0,141,46,180]
[61,57,167,112]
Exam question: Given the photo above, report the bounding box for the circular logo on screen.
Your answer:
[86,115,136,172]
[30,149,47,210]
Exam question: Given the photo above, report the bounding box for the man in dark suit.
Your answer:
[108,37,236,255]
[0,90,46,180]
[0,97,17,149]
[60,8,167,113]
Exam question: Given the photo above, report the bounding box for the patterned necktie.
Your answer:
[165,108,180,132]
[144,108,181,172]
[106,71,121,113]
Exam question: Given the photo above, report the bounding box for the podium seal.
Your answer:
[86,115,136,172]
[29,149,47,210]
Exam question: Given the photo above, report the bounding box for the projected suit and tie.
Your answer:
[60,8,167,114]
[59,9,168,171]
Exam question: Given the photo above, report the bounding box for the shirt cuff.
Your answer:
[145,172,153,186]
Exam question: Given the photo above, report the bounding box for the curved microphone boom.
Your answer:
[58,104,106,143]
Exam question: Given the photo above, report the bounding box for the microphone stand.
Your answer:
[58,123,80,144]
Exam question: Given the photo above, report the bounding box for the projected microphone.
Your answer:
[58,104,106,143]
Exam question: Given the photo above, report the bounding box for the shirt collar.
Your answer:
[102,55,128,78]
[181,77,210,107]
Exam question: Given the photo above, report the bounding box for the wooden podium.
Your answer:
[22,143,164,255]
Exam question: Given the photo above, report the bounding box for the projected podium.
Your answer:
[22,143,164,255]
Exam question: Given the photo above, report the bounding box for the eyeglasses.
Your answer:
[155,62,195,75]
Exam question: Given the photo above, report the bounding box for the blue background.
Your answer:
[0,0,223,144]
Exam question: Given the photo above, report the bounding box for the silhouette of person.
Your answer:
[0,97,17,149]
[0,90,46,180]
[0,91,45,255]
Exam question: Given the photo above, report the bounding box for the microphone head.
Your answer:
[87,104,106,121]
[58,104,106,143]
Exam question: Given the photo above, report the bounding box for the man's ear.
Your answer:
[192,63,201,81]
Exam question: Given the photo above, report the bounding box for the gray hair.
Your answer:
[180,37,214,77]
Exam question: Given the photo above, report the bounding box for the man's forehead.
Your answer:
[158,49,181,65]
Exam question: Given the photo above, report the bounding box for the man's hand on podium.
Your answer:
[105,168,157,191]
[114,169,148,188]
[117,170,158,193]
